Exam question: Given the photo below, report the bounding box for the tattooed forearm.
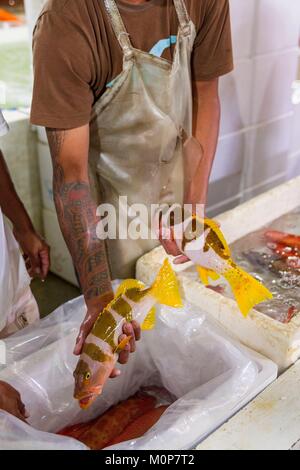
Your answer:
[46,128,113,308]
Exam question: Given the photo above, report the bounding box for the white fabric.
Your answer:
[0,208,32,333]
[0,111,9,137]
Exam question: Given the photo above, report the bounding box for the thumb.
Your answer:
[39,249,50,279]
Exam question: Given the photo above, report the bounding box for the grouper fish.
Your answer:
[173,216,273,317]
[74,259,182,409]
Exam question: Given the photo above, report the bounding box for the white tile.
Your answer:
[207,196,241,218]
[243,173,286,201]
[229,0,256,60]
[211,131,246,182]
[207,173,242,208]
[251,50,298,124]
[244,116,292,189]
[255,0,300,55]
[219,60,253,135]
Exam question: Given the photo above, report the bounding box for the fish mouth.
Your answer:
[78,394,97,410]
[75,387,103,410]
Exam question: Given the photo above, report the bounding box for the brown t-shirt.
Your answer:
[30,0,233,129]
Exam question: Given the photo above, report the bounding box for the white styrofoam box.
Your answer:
[38,142,55,211]
[136,177,300,372]
[211,130,246,183]
[254,0,300,55]
[229,0,256,60]
[251,50,298,124]
[287,151,300,181]
[244,115,292,189]
[291,103,300,153]
[43,208,79,286]
[219,60,253,136]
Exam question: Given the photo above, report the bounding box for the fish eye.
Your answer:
[84,372,91,381]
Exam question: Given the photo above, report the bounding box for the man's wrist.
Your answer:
[86,290,115,315]
[12,211,35,235]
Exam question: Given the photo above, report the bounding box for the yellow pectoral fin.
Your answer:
[114,335,132,354]
[197,266,220,286]
[116,279,145,298]
[141,307,156,331]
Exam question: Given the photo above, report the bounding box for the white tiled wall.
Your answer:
[208,0,300,216]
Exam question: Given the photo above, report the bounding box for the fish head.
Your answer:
[73,355,116,409]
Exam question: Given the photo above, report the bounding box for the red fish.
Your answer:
[267,242,299,259]
[265,231,300,250]
[283,306,298,324]
[58,393,156,450]
[107,405,169,446]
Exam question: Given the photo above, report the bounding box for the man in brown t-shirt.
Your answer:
[31,0,233,367]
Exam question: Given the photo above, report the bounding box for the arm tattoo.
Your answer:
[46,128,112,305]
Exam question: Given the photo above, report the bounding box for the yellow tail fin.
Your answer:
[224,267,273,317]
[150,259,183,308]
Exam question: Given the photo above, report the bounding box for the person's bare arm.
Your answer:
[46,125,140,365]
[185,78,220,208]
[160,78,220,259]
[0,150,50,278]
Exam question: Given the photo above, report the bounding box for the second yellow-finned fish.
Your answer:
[74,259,182,409]
[174,216,273,317]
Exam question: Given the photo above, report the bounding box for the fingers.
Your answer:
[123,323,136,353]
[117,334,131,365]
[159,226,181,257]
[74,312,96,355]
[173,255,190,265]
[131,320,141,341]
[28,252,41,278]
[39,247,50,279]
[17,399,28,420]
[109,368,121,379]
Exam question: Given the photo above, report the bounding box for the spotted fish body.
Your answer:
[74,259,182,409]
[174,216,273,317]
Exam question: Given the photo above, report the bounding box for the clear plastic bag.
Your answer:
[0,293,260,450]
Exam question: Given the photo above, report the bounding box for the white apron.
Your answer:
[0,209,39,338]
[89,0,197,278]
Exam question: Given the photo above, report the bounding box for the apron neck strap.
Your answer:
[173,0,191,35]
[104,0,191,58]
[103,0,134,60]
